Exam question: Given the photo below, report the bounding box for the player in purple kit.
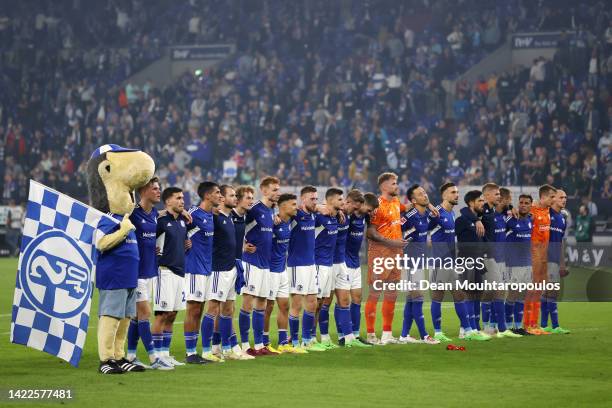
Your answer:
[399,185,439,345]
[126,177,173,370]
[240,176,280,356]
[201,185,251,361]
[287,186,328,351]
[266,193,306,353]
[542,189,571,334]
[183,182,220,364]
[428,182,487,342]
[313,188,342,349]
[506,194,534,335]
[335,190,378,347]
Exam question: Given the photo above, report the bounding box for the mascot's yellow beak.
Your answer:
[97,151,155,215]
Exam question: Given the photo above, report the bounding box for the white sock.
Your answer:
[321,334,330,342]
[232,344,242,354]
[148,353,157,363]
[254,343,264,350]
[242,342,250,350]
[212,344,221,354]
[126,353,136,361]
[382,330,393,337]
[345,333,355,342]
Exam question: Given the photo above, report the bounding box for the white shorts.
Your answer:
[334,263,362,290]
[316,265,334,299]
[547,262,560,284]
[429,268,458,285]
[483,258,503,284]
[206,268,237,302]
[403,268,426,289]
[153,267,186,312]
[288,265,318,295]
[185,273,208,302]
[136,277,154,302]
[268,270,290,300]
[242,262,270,298]
[510,266,532,285]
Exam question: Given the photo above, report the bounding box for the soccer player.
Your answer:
[287,186,327,351]
[542,189,571,334]
[126,177,173,369]
[152,187,190,367]
[398,185,439,345]
[455,190,492,339]
[428,182,488,342]
[182,182,220,364]
[525,184,556,335]
[335,190,377,347]
[313,188,343,349]
[226,186,257,358]
[365,173,407,345]
[201,185,250,361]
[506,194,535,335]
[240,176,280,356]
[480,183,507,335]
[267,193,306,353]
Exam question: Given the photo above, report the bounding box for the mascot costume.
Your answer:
[87,144,154,374]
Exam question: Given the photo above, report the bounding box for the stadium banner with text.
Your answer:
[511,32,580,49]
[10,180,117,367]
[170,45,234,60]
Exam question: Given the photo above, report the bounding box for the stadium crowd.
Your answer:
[0,0,611,215]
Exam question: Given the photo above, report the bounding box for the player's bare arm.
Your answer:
[366,224,407,248]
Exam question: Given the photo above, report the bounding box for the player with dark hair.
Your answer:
[152,187,191,367]
[506,194,535,334]
[455,190,492,338]
[183,181,220,364]
[398,185,439,344]
[287,186,327,351]
[428,182,488,342]
[312,188,343,349]
[334,189,377,347]
[268,193,305,353]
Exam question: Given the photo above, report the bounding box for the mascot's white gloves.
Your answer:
[97,214,136,253]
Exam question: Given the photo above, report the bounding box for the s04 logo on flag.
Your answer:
[11,180,118,367]
[19,230,93,319]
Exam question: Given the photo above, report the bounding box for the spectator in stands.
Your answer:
[575,205,595,243]
[6,199,24,256]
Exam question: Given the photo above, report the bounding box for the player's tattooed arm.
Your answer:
[366,224,407,248]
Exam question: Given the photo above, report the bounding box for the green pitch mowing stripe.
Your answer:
[1,258,611,408]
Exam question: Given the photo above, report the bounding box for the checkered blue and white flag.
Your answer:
[10,180,118,367]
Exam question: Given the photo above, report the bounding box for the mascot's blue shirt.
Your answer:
[96,213,140,289]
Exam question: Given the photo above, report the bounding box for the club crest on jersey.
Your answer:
[180,220,185,227]
[400,216,407,225]
[19,230,93,319]
[196,291,202,298]
[297,284,303,291]
[161,301,168,308]
[249,285,256,292]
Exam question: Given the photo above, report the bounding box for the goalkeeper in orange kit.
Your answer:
[525,184,556,335]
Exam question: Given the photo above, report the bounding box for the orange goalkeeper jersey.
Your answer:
[530,206,551,244]
[368,196,405,240]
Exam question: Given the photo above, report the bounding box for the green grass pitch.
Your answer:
[1,257,612,407]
